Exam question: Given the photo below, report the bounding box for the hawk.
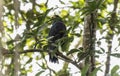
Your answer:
[48,15,66,63]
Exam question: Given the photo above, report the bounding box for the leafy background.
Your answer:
[0,0,120,76]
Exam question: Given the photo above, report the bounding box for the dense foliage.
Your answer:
[1,0,120,76]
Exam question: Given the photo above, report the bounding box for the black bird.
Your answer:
[48,15,66,63]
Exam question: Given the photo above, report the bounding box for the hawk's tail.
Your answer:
[49,53,58,63]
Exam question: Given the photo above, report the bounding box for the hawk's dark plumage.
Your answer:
[48,15,66,63]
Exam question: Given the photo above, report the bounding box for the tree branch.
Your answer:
[104,0,118,76]
[2,48,82,70]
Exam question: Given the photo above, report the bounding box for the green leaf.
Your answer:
[81,7,91,15]
[100,47,105,53]
[96,47,105,54]
[26,58,32,64]
[26,10,33,19]
[96,50,103,54]
[36,62,46,69]
[81,64,90,76]
[89,66,101,76]
[59,0,65,4]
[110,53,120,58]
[111,65,119,76]
[73,33,81,37]
[7,40,14,45]
[96,0,104,8]
[34,8,52,28]
[77,52,89,61]
[57,36,73,51]
[35,70,45,76]
[67,49,80,55]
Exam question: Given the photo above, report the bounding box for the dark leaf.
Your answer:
[77,52,89,61]
[110,53,120,58]
[96,47,105,54]
[96,50,103,54]
[35,70,45,76]
[81,64,90,76]
[26,58,32,64]
[89,66,101,76]
[100,47,105,53]
[59,0,65,4]
[36,62,46,69]
[67,49,79,55]
[79,47,83,50]
[96,0,104,8]
[111,65,119,76]
[73,33,81,37]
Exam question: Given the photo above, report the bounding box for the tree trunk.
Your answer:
[13,0,20,76]
[0,0,4,75]
[83,1,98,76]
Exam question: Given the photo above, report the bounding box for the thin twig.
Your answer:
[44,55,56,75]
